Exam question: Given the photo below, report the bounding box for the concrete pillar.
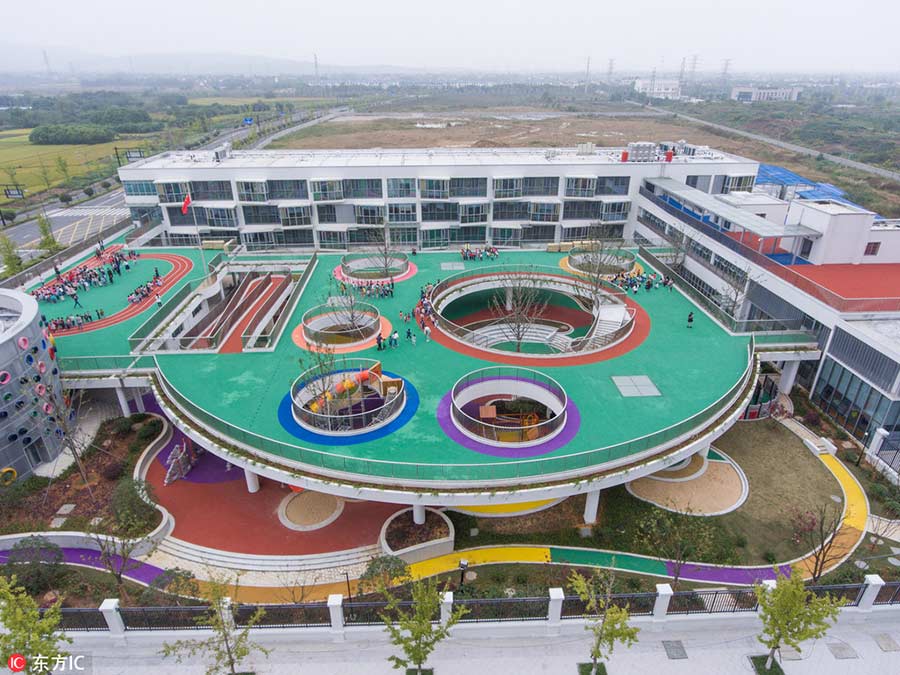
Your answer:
[757,579,777,618]
[413,504,426,525]
[505,287,512,311]
[548,587,565,625]
[133,390,146,413]
[778,360,800,396]
[858,574,885,611]
[221,597,235,630]
[698,444,711,460]
[653,584,672,621]
[244,468,260,494]
[583,489,601,525]
[99,598,126,636]
[440,591,454,625]
[327,594,344,633]
[114,386,130,417]
[866,427,889,460]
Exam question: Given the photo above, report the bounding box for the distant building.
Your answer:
[633,79,682,100]
[730,86,802,102]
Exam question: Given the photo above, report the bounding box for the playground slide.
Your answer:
[218,275,286,353]
[191,274,267,350]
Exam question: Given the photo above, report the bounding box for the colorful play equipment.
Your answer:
[0,371,9,386]
[291,359,407,435]
[163,437,204,486]
[0,467,16,486]
[17,336,28,350]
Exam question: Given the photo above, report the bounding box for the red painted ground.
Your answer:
[431,296,650,367]
[49,253,193,336]
[218,275,285,353]
[146,459,403,555]
[451,306,593,332]
[786,262,900,299]
[722,230,788,255]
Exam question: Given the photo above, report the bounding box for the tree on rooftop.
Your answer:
[488,267,549,353]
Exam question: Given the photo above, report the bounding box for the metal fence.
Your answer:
[118,605,210,631]
[875,582,900,606]
[560,593,656,619]
[667,589,760,615]
[808,583,866,607]
[456,596,550,622]
[234,603,331,628]
[52,608,109,632]
[343,600,421,626]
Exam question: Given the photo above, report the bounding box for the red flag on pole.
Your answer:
[181,193,192,215]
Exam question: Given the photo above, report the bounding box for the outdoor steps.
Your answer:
[154,536,382,573]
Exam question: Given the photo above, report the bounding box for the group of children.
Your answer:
[459,245,500,262]
[338,278,395,299]
[611,270,674,294]
[44,310,106,332]
[127,269,164,305]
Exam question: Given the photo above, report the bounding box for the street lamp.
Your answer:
[343,570,353,604]
[458,559,469,588]
[856,431,869,466]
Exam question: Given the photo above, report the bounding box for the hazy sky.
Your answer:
[12,0,900,73]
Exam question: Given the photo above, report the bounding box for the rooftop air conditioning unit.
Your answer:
[626,142,656,162]
[576,142,596,155]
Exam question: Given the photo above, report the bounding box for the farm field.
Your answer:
[269,112,900,217]
[0,128,146,205]
[187,96,333,107]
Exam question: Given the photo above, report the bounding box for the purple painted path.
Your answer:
[671,561,793,585]
[0,547,165,586]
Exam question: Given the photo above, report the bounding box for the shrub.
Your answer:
[29,123,115,145]
[83,187,94,197]
[111,478,158,535]
[3,535,65,595]
[128,440,143,454]
[102,461,126,481]
[129,413,149,423]
[734,534,748,548]
[763,550,778,565]
[802,411,820,427]
[100,181,111,189]
[137,420,161,441]
[112,417,133,436]
[58,193,72,204]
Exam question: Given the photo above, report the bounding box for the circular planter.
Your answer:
[340,252,410,280]
[379,508,455,564]
[301,301,381,347]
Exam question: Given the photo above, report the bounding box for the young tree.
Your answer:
[362,222,399,278]
[381,577,467,674]
[37,162,54,193]
[754,567,841,670]
[2,535,66,596]
[37,213,62,253]
[572,229,627,304]
[568,568,640,675]
[140,567,201,606]
[359,554,411,594]
[161,571,271,675]
[488,268,549,352]
[0,575,71,665]
[0,233,23,275]
[790,504,844,583]
[637,506,715,590]
[87,478,160,602]
[55,156,71,185]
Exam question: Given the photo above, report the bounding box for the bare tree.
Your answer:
[297,342,338,408]
[273,570,320,604]
[575,228,627,305]
[362,222,399,279]
[790,504,844,583]
[488,269,549,353]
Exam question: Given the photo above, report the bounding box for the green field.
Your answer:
[0,128,147,205]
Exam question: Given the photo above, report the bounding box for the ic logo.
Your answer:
[7,654,26,672]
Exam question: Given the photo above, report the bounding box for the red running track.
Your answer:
[49,253,194,337]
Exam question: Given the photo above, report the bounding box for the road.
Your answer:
[3,107,348,254]
[648,105,900,183]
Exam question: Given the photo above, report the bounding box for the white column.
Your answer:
[653,583,672,621]
[413,504,426,525]
[505,287,512,311]
[858,574,885,611]
[133,390,145,413]
[244,468,260,494]
[440,591,454,625]
[99,598,125,636]
[548,587,564,625]
[114,386,130,417]
[698,444,711,459]
[583,489,601,524]
[778,360,800,396]
[327,594,344,634]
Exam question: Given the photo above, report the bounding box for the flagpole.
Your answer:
[189,195,207,274]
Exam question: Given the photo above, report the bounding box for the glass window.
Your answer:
[388,203,417,223]
[460,203,489,224]
[601,200,631,221]
[205,208,236,227]
[494,178,523,199]
[311,180,343,201]
[389,226,418,245]
[864,242,881,256]
[190,181,233,201]
[354,205,385,224]
[242,205,279,224]
[493,201,529,221]
[342,178,383,199]
[565,177,597,198]
[449,226,487,244]
[521,225,557,242]
[316,204,337,223]
[449,177,487,198]
[419,179,450,199]
[563,201,603,220]
[281,228,314,245]
[723,175,756,194]
[157,182,189,203]
[348,227,384,245]
[421,202,458,222]
[387,178,416,198]
[130,206,162,225]
[522,176,559,197]
[267,180,308,200]
[123,180,156,196]
[529,203,560,222]
[237,181,268,202]
[280,206,312,226]
[166,206,204,226]
[595,176,630,196]
[421,228,449,249]
[318,230,346,249]
[492,226,521,247]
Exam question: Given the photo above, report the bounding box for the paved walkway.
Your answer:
[66,613,900,675]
